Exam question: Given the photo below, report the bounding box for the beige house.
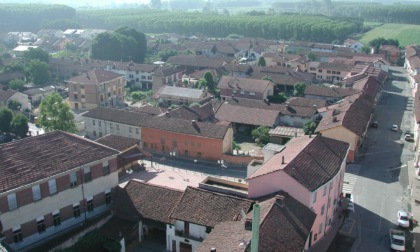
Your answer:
[67,70,125,110]
[308,62,353,83]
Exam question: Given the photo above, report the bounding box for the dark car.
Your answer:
[371,121,378,128]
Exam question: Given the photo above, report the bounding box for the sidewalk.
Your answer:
[408,160,420,250]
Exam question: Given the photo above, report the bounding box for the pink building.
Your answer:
[247,135,349,249]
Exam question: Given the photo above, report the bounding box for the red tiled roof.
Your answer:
[305,85,359,99]
[0,131,119,193]
[167,55,233,68]
[67,69,123,85]
[218,76,273,93]
[215,102,280,127]
[83,107,149,126]
[315,93,374,136]
[112,180,183,224]
[95,134,139,151]
[0,89,16,102]
[248,135,349,191]
[170,187,254,227]
[415,89,420,123]
[286,97,327,109]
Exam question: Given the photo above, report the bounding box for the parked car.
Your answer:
[390,229,405,251]
[398,210,410,228]
[371,121,378,128]
[392,125,399,131]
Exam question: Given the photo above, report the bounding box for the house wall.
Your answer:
[247,153,347,248]
[222,126,233,154]
[314,68,349,83]
[220,87,264,101]
[0,157,118,250]
[319,127,358,162]
[83,116,141,140]
[167,220,208,252]
[141,127,227,161]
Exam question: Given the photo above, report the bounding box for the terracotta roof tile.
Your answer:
[170,187,254,227]
[215,102,280,127]
[315,93,374,136]
[248,135,349,191]
[112,180,183,224]
[95,134,139,151]
[167,55,233,69]
[140,116,229,139]
[0,89,16,102]
[217,76,273,93]
[305,85,359,99]
[0,131,119,193]
[83,107,148,126]
[415,89,420,123]
[67,69,123,84]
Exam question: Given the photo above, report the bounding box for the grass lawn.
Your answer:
[359,23,420,47]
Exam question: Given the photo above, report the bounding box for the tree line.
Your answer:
[77,10,362,43]
[0,4,76,32]
[272,1,420,25]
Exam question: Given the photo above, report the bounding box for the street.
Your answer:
[352,66,415,251]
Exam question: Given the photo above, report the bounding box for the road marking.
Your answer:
[343,165,360,196]
[386,164,407,171]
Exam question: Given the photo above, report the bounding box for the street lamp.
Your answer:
[170,151,176,169]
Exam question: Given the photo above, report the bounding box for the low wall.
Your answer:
[222,154,263,166]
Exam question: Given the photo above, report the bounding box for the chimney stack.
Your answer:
[281,156,285,164]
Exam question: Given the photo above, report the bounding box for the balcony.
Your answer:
[174,230,204,242]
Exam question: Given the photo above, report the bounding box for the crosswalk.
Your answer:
[342,164,361,196]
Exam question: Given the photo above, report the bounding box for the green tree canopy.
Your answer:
[11,114,28,138]
[91,27,147,63]
[369,37,399,53]
[157,49,178,61]
[23,47,50,63]
[8,100,22,111]
[0,108,13,133]
[251,126,270,146]
[26,59,50,85]
[38,92,76,133]
[307,52,316,61]
[293,82,307,97]
[203,71,215,91]
[257,56,266,66]
[303,121,318,135]
[9,79,25,92]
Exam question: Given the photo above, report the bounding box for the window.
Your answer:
[312,191,317,203]
[327,70,331,74]
[87,198,94,212]
[105,190,111,204]
[37,218,46,234]
[233,89,237,94]
[129,74,134,78]
[310,67,316,71]
[13,227,23,243]
[318,69,322,73]
[116,124,120,130]
[142,76,146,79]
[136,78,139,82]
[70,172,77,187]
[129,127,132,133]
[323,186,327,196]
[32,185,41,201]
[337,71,341,75]
[84,167,92,183]
[184,221,190,236]
[99,132,102,137]
[321,204,325,215]
[73,94,78,100]
[240,90,245,94]
[81,95,85,99]
[314,233,317,241]
[197,152,202,158]
[48,179,57,195]
[8,193,17,210]
[148,76,152,80]
[98,121,102,127]
[92,120,96,126]
[332,71,336,74]
[53,211,61,227]
[93,131,96,137]
[80,84,84,89]
[110,123,113,129]
[136,128,139,134]
[184,150,189,156]
[103,161,110,176]
[73,204,81,218]
[249,92,255,96]
[318,223,323,234]
[73,84,77,91]
[143,142,148,148]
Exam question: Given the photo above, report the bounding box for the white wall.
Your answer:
[84,117,141,140]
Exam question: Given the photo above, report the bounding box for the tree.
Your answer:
[38,93,76,133]
[11,114,28,138]
[197,79,207,89]
[293,82,307,97]
[26,59,50,85]
[8,100,22,111]
[361,46,371,54]
[157,49,178,61]
[0,108,13,133]
[223,9,230,16]
[251,126,270,146]
[9,79,25,91]
[303,121,318,135]
[203,71,215,91]
[307,52,316,61]
[23,47,49,63]
[257,57,266,66]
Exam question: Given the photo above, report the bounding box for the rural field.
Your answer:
[359,23,420,47]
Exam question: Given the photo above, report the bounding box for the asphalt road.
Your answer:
[353,66,415,251]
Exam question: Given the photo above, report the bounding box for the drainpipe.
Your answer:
[251,203,261,252]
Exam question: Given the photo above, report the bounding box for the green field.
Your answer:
[360,23,420,47]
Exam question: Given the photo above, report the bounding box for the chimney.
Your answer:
[210,248,216,252]
[191,120,196,125]
[250,203,261,252]
[281,156,285,164]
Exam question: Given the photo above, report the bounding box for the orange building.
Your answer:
[140,116,233,161]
